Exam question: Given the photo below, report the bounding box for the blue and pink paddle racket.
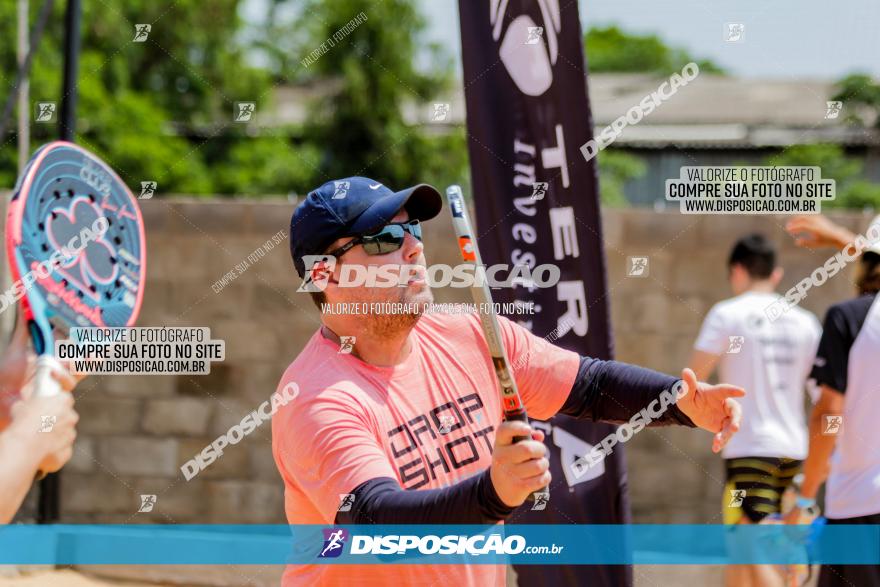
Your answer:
[6,141,146,406]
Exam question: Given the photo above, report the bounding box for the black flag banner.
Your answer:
[457,2,631,586]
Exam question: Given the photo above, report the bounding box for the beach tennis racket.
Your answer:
[445,185,530,435]
[6,141,146,473]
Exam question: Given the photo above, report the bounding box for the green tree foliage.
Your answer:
[1,0,467,197]
[585,26,724,74]
[597,150,646,207]
[764,144,880,210]
[0,0,315,195]
[213,136,321,196]
[832,73,880,128]
[295,0,467,192]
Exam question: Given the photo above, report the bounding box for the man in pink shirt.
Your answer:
[272,177,745,586]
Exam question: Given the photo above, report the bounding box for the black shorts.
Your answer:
[724,456,802,523]
[818,512,880,587]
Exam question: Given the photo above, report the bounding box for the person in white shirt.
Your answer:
[689,233,821,587]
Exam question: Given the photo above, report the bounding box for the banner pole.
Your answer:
[17,0,29,174]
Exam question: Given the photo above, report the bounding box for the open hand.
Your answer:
[675,368,745,453]
[785,215,855,250]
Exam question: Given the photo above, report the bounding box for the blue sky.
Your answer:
[419,0,880,79]
[240,0,879,79]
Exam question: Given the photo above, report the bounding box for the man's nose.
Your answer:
[402,231,424,261]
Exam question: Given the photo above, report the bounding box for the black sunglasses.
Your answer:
[326,219,422,258]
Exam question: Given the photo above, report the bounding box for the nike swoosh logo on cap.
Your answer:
[369,183,382,189]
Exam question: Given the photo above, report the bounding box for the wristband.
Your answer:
[796,495,816,509]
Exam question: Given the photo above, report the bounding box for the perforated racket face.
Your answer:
[6,142,146,337]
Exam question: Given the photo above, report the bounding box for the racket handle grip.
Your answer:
[32,356,63,397]
[504,412,549,500]
[506,410,530,444]
[30,357,64,481]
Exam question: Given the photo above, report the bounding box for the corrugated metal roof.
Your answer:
[264,75,880,147]
[589,74,841,126]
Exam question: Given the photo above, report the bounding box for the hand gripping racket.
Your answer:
[6,141,146,474]
[445,185,530,436]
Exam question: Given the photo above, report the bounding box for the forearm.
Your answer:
[559,357,695,427]
[335,469,514,525]
[800,410,837,499]
[834,228,858,249]
[0,430,41,523]
[0,386,19,428]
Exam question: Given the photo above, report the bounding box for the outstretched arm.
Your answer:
[785,215,856,250]
[558,357,692,425]
[560,357,744,453]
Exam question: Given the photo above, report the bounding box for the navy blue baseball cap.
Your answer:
[290,177,443,277]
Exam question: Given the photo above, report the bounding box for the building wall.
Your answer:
[619,146,880,207]
[620,148,772,207]
[1,196,873,525]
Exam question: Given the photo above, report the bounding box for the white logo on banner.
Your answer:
[556,281,588,337]
[531,421,604,487]
[549,207,579,260]
[554,425,603,486]
[491,0,562,96]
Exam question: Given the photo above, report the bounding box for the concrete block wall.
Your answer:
[0,196,306,525]
[1,194,874,525]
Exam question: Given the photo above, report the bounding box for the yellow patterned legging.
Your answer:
[723,457,802,524]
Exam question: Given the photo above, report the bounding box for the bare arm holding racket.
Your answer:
[0,390,79,523]
[0,313,33,428]
[0,312,82,424]
[0,312,81,524]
